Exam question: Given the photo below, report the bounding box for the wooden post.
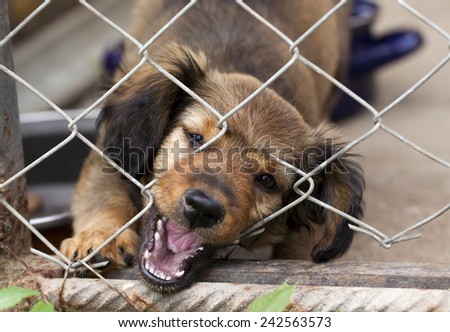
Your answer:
[0,0,30,256]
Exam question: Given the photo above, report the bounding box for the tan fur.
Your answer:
[60,138,139,267]
[61,1,363,280]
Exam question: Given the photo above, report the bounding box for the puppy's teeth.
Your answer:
[196,247,204,253]
[165,276,172,281]
[175,270,185,278]
[144,250,151,259]
[145,262,150,271]
[157,219,163,231]
[149,266,155,275]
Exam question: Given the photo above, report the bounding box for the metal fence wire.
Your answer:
[1,0,449,276]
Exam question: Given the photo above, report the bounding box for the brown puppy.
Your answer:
[61,0,364,292]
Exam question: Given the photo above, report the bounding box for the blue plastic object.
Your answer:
[103,41,124,77]
[332,0,423,120]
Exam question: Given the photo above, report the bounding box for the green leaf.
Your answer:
[0,286,40,311]
[247,282,294,312]
[30,300,55,312]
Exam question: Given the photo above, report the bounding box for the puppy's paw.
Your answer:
[60,227,139,270]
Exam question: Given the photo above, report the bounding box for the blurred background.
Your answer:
[340,0,450,264]
[5,0,450,263]
[8,0,132,112]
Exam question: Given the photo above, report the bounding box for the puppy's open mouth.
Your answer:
[139,209,211,291]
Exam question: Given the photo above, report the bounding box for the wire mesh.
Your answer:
[1,0,449,275]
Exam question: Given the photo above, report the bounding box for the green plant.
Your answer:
[247,282,294,312]
[0,285,55,312]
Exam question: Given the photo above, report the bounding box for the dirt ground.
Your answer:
[341,0,450,264]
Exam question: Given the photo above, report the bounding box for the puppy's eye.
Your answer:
[188,133,204,148]
[256,174,279,192]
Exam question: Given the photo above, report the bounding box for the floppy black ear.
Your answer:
[98,45,207,177]
[291,124,365,263]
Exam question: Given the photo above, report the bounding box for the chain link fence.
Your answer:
[1,0,449,285]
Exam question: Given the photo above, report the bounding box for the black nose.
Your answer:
[183,189,225,229]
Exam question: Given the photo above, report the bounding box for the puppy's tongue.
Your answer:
[166,221,205,253]
[141,218,205,281]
